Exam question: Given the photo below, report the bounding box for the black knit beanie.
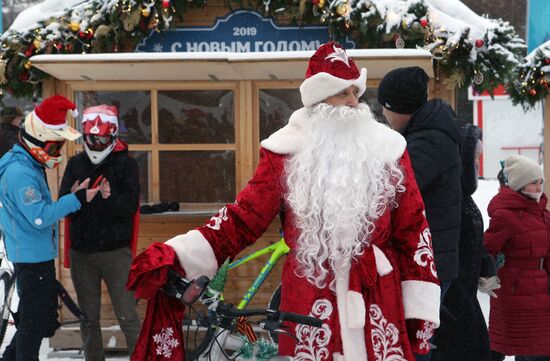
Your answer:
[377,66,429,114]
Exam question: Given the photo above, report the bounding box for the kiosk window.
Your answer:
[158,90,234,144]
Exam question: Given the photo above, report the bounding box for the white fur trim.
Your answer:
[333,353,344,361]
[260,107,310,154]
[347,291,366,329]
[261,106,406,162]
[401,280,441,326]
[164,230,218,280]
[373,245,393,276]
[300,68,367,107]
[70,109,78,118]
[334,259,368,361]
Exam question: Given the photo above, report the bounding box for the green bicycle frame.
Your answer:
[227,237,289,310]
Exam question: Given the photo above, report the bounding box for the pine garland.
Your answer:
[0,0,527,103]
[507,41,550,111]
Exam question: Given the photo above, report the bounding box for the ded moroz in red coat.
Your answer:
[166,108,441,361]
[484,187,550,356]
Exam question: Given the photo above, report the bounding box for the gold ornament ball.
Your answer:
[336,3,348,16]
[69,22,80,32]
[317,0,325,8]
[33,39,41,49]
[24,61,32,70]
[141,7,150,17]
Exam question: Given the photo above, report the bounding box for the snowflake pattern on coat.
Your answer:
[370,304,406,361]
[294,299,333,360]
[153,327,180,358]
[413,226,437,278]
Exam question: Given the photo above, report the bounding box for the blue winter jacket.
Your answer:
[0,144,82,263]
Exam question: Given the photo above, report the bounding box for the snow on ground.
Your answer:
[0,179,512,359]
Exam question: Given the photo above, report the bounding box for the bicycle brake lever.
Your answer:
[266,327,299,342]
[259,319,282,332]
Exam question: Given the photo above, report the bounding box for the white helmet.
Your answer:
[20,95,81,169]
[81,105,119,165]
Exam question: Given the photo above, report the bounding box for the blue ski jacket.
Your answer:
[0,144,82,263]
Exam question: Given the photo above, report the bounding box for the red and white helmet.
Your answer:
[81,105,119,165]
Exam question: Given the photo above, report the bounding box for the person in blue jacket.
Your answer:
[0,95,99,361]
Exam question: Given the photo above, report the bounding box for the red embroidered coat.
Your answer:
[166,108,441,361]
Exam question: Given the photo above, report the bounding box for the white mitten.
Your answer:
[478,276,501,298]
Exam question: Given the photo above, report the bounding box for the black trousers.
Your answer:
[1,260,58,361]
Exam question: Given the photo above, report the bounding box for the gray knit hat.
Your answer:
[504,155,543,191]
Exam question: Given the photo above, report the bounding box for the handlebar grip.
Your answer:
[279,312,323,328]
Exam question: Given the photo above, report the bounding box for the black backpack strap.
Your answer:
[56,280,87,323]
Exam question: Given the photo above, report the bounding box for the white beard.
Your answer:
[285,103,405,289]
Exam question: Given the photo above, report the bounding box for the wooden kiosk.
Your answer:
[29,37,455,353]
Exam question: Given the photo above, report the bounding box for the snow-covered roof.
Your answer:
[30,48,434,81]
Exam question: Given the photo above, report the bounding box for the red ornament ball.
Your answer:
[18,72,30,82]
[529,88,537,96]
[420,18,428,27]
[162,0,170,8]
[545,58,550,65]
[24,46,33,58]
[475,39,484,48]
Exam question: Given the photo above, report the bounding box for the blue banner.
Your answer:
[527,0,550,52]
[136,10,355,52]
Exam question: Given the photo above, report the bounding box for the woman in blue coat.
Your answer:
[0,96,96,361]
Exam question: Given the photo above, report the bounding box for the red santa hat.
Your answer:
[31,95,81,141]
[300,42,367,107]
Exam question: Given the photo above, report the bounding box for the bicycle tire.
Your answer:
[0,270,14,345]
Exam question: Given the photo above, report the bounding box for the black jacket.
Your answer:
[0,123,20,158]
[59,145,139,253]
[432,124,495,361]
[403,99,462,282]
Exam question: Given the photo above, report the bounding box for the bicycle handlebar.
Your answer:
[163,268,323,328]
[214,302,323,328]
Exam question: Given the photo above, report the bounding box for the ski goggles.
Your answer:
[43,140,66,157]
[84,134,114,151]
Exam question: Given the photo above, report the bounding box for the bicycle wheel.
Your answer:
[0,270,14,345]
[183,304,216,360]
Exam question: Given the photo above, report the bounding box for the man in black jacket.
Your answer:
[59,105,141,361]
[378,66,462,361]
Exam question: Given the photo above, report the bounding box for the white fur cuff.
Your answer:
[164,230,219,280]
[401,280,441,326]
